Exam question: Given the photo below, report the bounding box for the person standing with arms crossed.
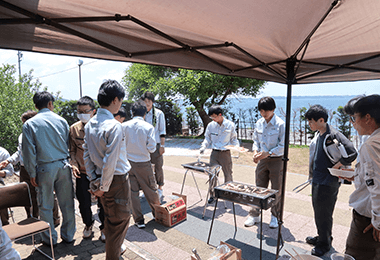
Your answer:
[200,105,240,204]
[83,80,131,260]
[22,91,76,246]
[244,97,285,229]
[142,91,166,200]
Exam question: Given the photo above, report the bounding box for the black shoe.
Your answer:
[42,241,57,248]
[306,236,333,246]
[311,246,330,257]
[135,220,145,229]
[61,238,75,244]
[306,236,319,246]
[208,197,215,204]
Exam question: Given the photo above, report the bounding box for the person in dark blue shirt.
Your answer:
[305,104,357,257]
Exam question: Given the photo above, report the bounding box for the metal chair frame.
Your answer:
[0,182,55,260]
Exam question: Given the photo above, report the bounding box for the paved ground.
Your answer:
[9,137,355,260]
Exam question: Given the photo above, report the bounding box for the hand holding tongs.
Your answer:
[292,179,312,193]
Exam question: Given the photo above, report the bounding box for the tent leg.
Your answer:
[275,59,295,259]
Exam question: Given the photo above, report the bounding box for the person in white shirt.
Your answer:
[0,146,14,226]
[122,100,160,229]
[0,219,21,260]
[83,80,131,260]
[200,105,240,204]
[245,97,285,229]
[142,92,166,200]
[344,95,380,260]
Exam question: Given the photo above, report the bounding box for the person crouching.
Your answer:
[122,100,161,229]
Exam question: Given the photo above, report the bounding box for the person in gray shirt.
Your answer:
[22,91,77,246]
[84,80,131,260]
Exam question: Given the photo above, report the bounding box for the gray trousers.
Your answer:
[249,156,283,218]
[129,160,160,223]
[150,144,164,187]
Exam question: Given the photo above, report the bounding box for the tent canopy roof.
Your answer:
[1,0,380,84]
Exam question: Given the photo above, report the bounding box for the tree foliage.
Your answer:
[122,64,265,134]
[337,106,351,138]
[0,65,40,154]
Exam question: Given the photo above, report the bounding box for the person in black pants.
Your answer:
[69,96,105,240]
[305,105,357,257]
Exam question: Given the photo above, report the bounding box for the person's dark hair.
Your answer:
[343,95,365,115]
[305,104,328,122]
[114,106,127,118]
[33,91,55,110]
[353,94,380,125]
[258,96,276,111]
[97,80,125,107]
[141,91,155,102]
[77,96,95,109]
[21,110,37,122]
[131,100,147,117]
[208,105,223,116]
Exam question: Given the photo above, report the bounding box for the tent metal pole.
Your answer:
[275,58,295,259]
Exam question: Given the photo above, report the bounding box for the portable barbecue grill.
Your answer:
[180,160,226,218]
[207,181,279,260]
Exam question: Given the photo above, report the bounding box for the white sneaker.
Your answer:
[269,215,278,229]
[158,189,163,200]
[99,230,106,243]
[83,224,93,238]
[244,216,260,227]
[120,242,127,255]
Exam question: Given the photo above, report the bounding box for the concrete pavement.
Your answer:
[9,137,355,260]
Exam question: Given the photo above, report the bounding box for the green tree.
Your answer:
[0,65,40,153]
[186,106,200,136]
[122,64,265,135]
[337,106,351,139]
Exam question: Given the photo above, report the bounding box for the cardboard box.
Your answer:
[191,241,242,260]
[154,193,187,227]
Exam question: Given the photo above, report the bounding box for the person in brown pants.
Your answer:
[245,97,285,229]
[200,105,240,204]
[122,100,160,228]
[84,80,131,260]
[343,95,380,260]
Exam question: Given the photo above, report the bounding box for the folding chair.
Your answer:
[0,182,55,260]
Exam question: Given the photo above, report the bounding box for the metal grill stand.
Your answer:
[207,182,279,260]
[180,161,226,218]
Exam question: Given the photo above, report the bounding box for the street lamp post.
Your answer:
[78,59,83,98]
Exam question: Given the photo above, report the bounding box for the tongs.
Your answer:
[292,179,311,193]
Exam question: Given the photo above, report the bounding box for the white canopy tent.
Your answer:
[1,0,380,258]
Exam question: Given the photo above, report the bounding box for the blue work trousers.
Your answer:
[36,160,76,244]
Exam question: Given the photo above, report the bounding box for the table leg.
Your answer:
[260,207,263,260]
[191,170,202,200]
[207,197,219,245]
[180,169,189,194]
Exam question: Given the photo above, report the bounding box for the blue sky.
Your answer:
[1,49,379,101]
